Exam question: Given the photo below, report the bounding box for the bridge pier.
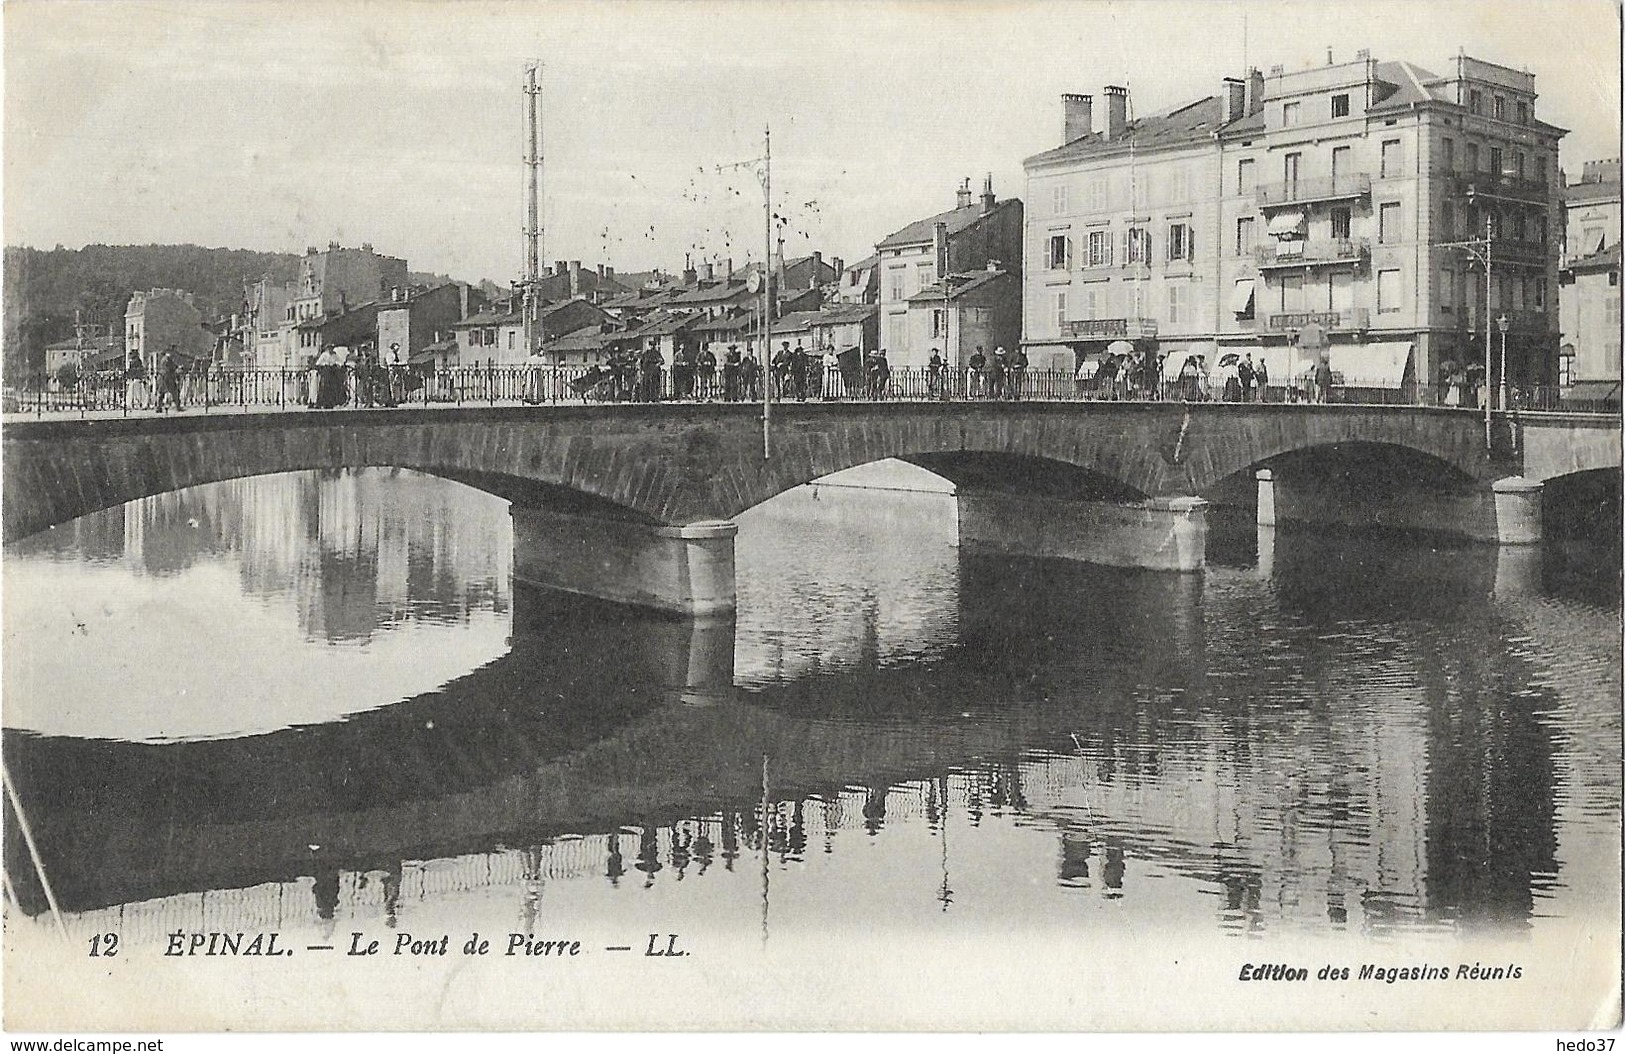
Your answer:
[957,490,1208,572]
[1255,468,1543,546]
[511,506,737,616]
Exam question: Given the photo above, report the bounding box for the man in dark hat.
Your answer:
[156,345,183,413]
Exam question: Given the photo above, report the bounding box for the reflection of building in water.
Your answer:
[16,469,513,646]
[10,500,1583,945]
[735,485,960,683]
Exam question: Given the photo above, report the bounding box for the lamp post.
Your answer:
[1496,314,1510,410]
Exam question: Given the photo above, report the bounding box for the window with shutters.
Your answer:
[1380,139,1401,178]
[1087,229,1113,267]
[1052,184,1069,215]
[1379,202,1401,244]
[1167,223,1194,262]
[1237,158,1255,195]
[1127,227,1151,264]
[1377,268,1401,313]
[1167,283,1183,324]
[1440,268,1454,313]
[1052,291,1068,330]
[1236,217,1256,256]
[1046,233,1072,270]
[1331,207,1352,241]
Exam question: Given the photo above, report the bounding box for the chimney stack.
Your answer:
[1244,67,1265,116]
[596,263,606,278]
[933,222,949,280]
[1063,93,1094,142]
[832,256,844,279]
[811,251,823,289]
[725,257,734,279]
[554,259,567,277]
[569,260,582,295]
[980,173,996,214]
[701,261,715,281]
[956,178,972,209]
[1103,85,1128,140]
[1223,77,1246,123]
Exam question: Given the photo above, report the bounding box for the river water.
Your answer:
[2,465,1619,954]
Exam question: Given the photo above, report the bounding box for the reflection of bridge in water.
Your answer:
[6,404,1617,613]
[6,531,1570,941]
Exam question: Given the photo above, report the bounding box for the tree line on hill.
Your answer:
[2,243,458,379]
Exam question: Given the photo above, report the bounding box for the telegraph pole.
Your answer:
[1440,211,1495,452]
[762,125,773,459]
[715,126,774,459]
[522,63,544,359]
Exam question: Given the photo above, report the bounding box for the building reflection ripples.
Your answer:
[2,468,1618,946]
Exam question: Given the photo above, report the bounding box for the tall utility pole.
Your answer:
[522,63,543,359]
[715,126,774,458]
[1442,210,1495,451]
[762,125,772,460]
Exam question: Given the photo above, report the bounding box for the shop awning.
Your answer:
[1267,211,1306,237]
[1567,380,1621,404]
[1329,342,1414,388]
[1229,279,1255,315]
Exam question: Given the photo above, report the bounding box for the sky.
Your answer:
[4,0,1620,285]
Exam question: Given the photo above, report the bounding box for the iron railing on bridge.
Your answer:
[4,365,1619,417]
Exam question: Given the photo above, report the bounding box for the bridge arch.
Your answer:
[1,402,1533,545]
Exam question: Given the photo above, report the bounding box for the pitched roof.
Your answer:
[544,324,617,353]
[1025,95,1227,167]
[1366,60,1448,111]
[691,314,756,334]
[1564,242,1622,273]
[877,197,1021,248]
[767,304,879,333]
[670,279,752,304]
[906,269,1014,303]
[626,311,701,338]
[1566,179,1622,205]
[453,308,520,328]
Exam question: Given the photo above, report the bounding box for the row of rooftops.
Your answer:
[1025,49,1568,170]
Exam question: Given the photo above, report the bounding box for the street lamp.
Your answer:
[1496,314,1510,410]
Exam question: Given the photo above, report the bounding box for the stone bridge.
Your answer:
[4,403,1617,611]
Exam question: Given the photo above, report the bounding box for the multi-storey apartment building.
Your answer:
[1559,159,1621,390]
[876,176,1022,368]
[125,288,210,372]
[288,242,409,324]
[1023,51,1565,396]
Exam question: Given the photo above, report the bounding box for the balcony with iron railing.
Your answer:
[1064,317,1159,340]
[1452,171,1550,204]
[1255,238,1370,269]
[1457,308,1553,334]
[1491,239,1553,267]
[1255,174,1371,209]
[1263,308,1371,334]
